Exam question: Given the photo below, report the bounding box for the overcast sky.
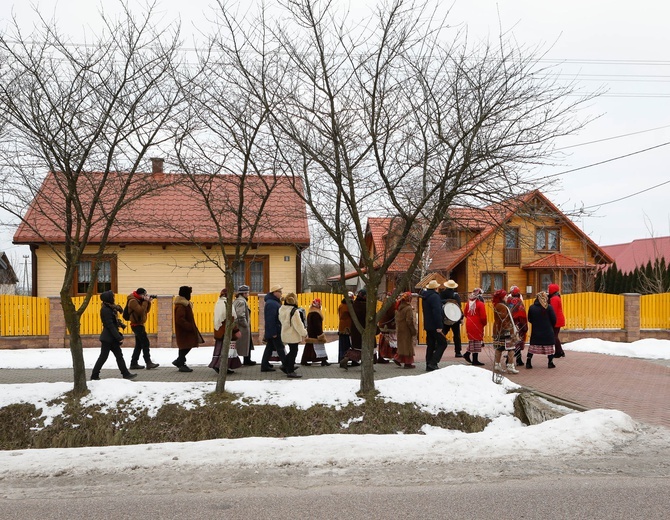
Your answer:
[2,0,669,268]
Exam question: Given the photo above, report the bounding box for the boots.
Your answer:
[463,352,471,363]
[494,362,503,372]
[506,363,519,374]
[515,354,524,367]
[339,357,349,370]
[472,353,485,366]
[526,354,533,369]
[548,355,556,369]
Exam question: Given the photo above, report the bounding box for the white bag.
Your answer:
[313,343,327,358]
[228,346,239,359]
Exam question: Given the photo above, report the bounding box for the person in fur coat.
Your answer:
[393,292,417,368]
[173,285,203,373]
[301,298,330,366]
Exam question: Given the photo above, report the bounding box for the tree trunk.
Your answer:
[61,296,88,396]
[359,295,379,395]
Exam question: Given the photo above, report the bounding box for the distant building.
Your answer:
[0,252,19,294]
[601,236,670,274]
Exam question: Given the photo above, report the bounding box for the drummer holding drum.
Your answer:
[440,280,463,357]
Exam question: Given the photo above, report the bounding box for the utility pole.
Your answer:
[22,255,29,295]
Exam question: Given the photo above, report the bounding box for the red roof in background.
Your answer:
[601,236,670,273]
[522,252,596,269]
[363,190,613,274]
[13,171,310,246]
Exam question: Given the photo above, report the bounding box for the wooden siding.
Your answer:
[34,244,300,297]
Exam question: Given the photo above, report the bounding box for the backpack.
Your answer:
[122,300,131,321]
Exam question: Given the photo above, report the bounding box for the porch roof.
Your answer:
[522,252,597,270]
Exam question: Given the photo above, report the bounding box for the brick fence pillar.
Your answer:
[156,295,174,348]
[623,293,641,343]
[258,294,266,342]
[48,296,67,349]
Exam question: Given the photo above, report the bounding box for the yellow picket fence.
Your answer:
[0,291,665,338]
[0,295,50,336]
[640,293,670,329]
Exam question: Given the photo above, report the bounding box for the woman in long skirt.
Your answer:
[393,292,416,368]
[526,291,557,369]
[301,298,330,366]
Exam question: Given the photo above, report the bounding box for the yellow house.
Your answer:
[13,162,310,297]
[431,190,613,297]
[362,191,612,298]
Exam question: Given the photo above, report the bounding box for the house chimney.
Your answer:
[151,157,164,174]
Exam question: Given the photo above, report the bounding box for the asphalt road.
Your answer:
[1,475,667,519]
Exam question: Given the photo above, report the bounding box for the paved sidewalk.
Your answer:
[1,347,668,429]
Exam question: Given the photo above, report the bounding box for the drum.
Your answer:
[443,301,463,325]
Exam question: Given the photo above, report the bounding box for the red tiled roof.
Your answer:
[13,172,310,246]
[522,252,597,269]
[363,190,613,274]
[601,236,670,273]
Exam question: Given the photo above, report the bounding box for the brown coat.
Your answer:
[127,293,151,325]
[395,301,416,357]
[338,300,352,334]
[174,296,203,348]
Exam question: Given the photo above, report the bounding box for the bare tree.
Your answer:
[0,5,189,395]
[173,3,309,392]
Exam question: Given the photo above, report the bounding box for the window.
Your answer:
[231,256,269,293]
[539,272,553,293]
[536,227,560,251]
[481,272,506,294]
[74,256,116,295]
[562,271,575,294]
[504,228,520,265]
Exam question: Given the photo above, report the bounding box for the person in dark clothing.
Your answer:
[173,285,203,372]
[340,288,367,369]
[527,291,557,369]
[91,291,137,381]
[440,280,463,357]
[422,280,447,371]
[261,285,301,377]
[548,283,566,358]
[337,292,354,362]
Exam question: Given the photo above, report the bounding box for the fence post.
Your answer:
[156,295,174,348]
[623,293,641,343]
[48,296,66,348]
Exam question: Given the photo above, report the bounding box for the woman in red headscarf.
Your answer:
[393,292,417,368]
[301,298,330,366]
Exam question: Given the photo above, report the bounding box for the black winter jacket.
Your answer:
[528,302,556,346]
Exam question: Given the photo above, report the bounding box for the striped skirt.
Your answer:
[529,344,555,356]
[467,340,485,353]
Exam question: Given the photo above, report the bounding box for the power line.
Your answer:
[557,124,670,150]
[544,141,670,179]
[579,179,670,210]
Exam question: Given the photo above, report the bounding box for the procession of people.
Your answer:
[92,281,567,380]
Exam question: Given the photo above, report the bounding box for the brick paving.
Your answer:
[1,346,668,429]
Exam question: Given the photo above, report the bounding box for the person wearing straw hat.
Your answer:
[422,279,447,371]
[440,279,463,358]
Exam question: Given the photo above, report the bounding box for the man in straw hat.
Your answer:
[422,279,447,371]
[440,280,463,358]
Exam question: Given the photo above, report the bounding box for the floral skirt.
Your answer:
[379,332,397,359]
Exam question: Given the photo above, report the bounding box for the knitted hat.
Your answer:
[237,284,250,293]
[178,286,192,299]
[548,283,560,295]
[311,298,322,308]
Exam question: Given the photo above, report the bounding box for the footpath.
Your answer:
[1,347,668,429]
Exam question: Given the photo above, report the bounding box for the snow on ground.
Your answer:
[0,338,667,477]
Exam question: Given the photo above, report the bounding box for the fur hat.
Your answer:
[426,280,441,290]
[178,286,192,299]
[270,284,283,293]
[284,292,297,305]
[237,284,250,294]
[444,280,458,289]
